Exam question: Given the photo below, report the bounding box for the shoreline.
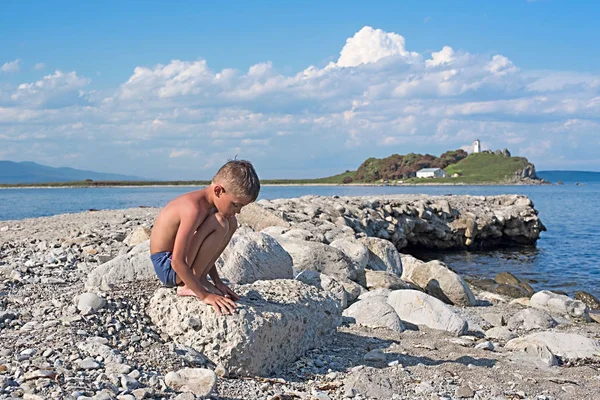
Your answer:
[0,181,553,190]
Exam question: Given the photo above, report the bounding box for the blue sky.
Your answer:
[1,0,599,179]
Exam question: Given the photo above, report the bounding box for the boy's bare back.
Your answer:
[150,188,211,255]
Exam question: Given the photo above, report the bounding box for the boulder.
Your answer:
[123,226,152,247]
[507,332,600,361]
[330,238,370,270]
[86,241,154,289]
[277,239,363,282]
[574,291,600,310]
[387,290,468,336]
[238,203,290,231]
[530,290,588,319]
[358,288,392,301]
[75,293,106,315]
[494,272,520,286]
[506,308,557,331]
[215,230,293,284]
[147,279,341,376]
[359,237,402,276]
[401,257,477,306]
[295,270,348,308]
[343,297,405,332]
[365,270,412,291]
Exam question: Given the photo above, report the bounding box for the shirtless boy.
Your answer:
[149,160,260,315]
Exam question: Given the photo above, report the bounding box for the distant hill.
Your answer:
[0,161,145,184]
[316,150,537,184]
[537,170,600,183]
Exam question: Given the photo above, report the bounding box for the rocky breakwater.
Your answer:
[239,194,546,251]
[1,197,599,399]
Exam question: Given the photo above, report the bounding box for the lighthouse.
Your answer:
[473,139,481,154]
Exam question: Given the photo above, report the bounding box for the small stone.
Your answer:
[363,349,386,362]
[456,385,475,398]
[165,368,217,397]
[475,341,494,351]
[214,363,227,378]
[77,357,100,370]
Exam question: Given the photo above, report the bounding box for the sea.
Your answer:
[1,182,599,299]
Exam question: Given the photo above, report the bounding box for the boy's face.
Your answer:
[214,185,252,218]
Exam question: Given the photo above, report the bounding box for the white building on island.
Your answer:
[416,168,447,178]
[473,139,481,153]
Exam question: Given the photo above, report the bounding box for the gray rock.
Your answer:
[507,332,600,362]
[330,239,369,270]
[365,270,412,291]
[344,366,405,399]
[277,239,363,282]
[76,293,106,314]
[147,279,341,376]
[86,241,154,289]
[363,349,387,362]
[165,368,217,397]
[574,291,600,310]
[238,203,291,231]
[123,226,151,247]
[530,290,588,319]
[216,230,293,284]
[506,308,557,331]
[401,256,476,306]
[295,270,348,308]
[485,326,517,341]
[387,290,468,335]
[77,337,123,364]
[481,313,505,327]
[343,297,405,332]
[359,237,402,276]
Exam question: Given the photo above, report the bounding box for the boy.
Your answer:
[150,160,260,315]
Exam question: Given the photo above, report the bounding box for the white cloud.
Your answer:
[1,26,600,178]
[333,26,421,67]
[1,59,21,73]
[426,46,455,68]
[33,63,45,71]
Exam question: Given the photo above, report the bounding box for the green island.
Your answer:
[0,150,541,188]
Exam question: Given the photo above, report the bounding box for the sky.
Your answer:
[1,0,600,180]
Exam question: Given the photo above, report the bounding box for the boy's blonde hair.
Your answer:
[212,159,260,202]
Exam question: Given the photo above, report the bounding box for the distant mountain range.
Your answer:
[0,161,145,184]
[537,170,600,183]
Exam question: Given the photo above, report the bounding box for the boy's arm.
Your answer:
[209,266,240,301]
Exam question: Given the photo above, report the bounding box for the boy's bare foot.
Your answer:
[176,285,196,297]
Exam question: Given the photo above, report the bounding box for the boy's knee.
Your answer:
[212,212,230,233]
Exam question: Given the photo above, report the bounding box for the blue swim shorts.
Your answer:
[150,251,178,287]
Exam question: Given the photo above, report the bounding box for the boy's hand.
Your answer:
[216,282,240,301]
[202,293,237,315]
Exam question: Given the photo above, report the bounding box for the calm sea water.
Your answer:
[1,184,599,298]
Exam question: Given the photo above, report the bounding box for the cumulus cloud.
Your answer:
[1,59,21,73]
[1,25,599,178]
[333,26,421,67]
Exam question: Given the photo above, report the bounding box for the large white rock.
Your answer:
[400,256,476,306]
[277,239,363,282]
[530,290,588,319]
[343,297,405,332]
[215,230,293,284]
[165,368,217,396]
[330,238,369,270]
[147,279,341,377]
[75,293,106,315]
[359,237,402,276]
[387,290,468,336]
[86,241,154,288]
[506,332,600,360]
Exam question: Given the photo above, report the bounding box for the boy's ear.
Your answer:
[213,184,225,197]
